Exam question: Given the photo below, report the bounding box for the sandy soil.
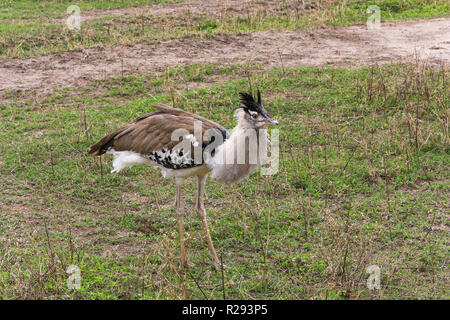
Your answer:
[0,17,448,94]
[76,0,284,22]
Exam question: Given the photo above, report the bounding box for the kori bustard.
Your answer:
[89,91,278,268]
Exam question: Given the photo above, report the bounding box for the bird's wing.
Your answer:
[89,105,229,157]
[136,104,228,134]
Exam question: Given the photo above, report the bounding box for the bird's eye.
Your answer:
[251,113,258,119]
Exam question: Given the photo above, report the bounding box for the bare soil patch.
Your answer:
[0,17,448,95]
[15,0,284,24]
[76,0,284,22]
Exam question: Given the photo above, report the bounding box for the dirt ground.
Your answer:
[76,0,284,22]
[0,16,448,94]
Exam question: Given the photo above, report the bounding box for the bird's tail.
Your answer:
[88,125,130,156]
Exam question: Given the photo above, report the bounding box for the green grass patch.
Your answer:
[1,0,449,58]
[0,0,180,19]
[0,61,448,299]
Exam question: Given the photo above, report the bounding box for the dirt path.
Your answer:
[1,17,448,94]
[6,0,283,24]
[76,0,283,22]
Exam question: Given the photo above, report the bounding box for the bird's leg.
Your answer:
[175,182,188,269]
[196,175,220,268]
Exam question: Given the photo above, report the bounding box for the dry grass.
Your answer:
[0,57,448,299]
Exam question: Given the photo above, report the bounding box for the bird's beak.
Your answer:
[265,117,279,125]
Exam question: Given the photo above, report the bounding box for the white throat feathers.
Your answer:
[207,108,270,184]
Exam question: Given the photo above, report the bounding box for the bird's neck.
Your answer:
[207,120,269,185]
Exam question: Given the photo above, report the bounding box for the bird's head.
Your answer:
[236,90,278,129]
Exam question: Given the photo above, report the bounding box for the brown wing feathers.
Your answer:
[88,105,228,157]
[88,124,132,156]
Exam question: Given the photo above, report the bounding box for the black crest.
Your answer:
[239,90,270,119]
[239,90,263,113]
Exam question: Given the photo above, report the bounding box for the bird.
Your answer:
[88,90,278,268]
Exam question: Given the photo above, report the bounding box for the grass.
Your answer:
[0,0,448,301]
[0,60,448,299]
[0,0,449,58]
[0,0,180,19]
